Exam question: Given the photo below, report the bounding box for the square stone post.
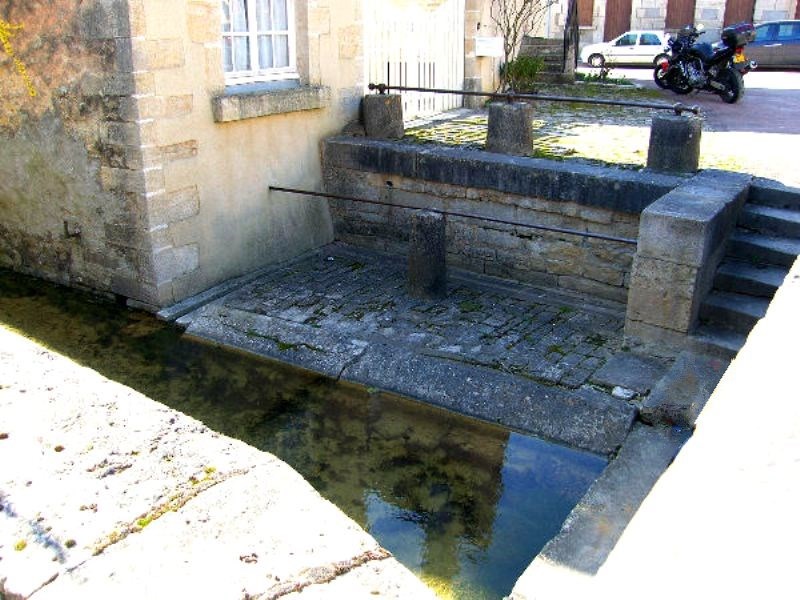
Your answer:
[363,94,404,139]
[408,211,447,300]
[647,113,703,174]
[485,101,534,156]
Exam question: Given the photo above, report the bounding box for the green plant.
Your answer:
[500,55,546,91]
[491,0,558,91]
[576,69,633,86]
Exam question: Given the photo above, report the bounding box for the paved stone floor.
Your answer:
[228,245,627,389]
[180,243,671,456]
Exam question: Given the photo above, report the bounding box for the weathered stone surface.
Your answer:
[626,255,698,332]
[184,305,370,380]
[485,101,534,156]
[342,343,636,456]
[625,171,751,349]
[173,243,637,455]
[322,138,651,302]
[647,113,702,174]
[0,325,433,600]
[363,95,405,140]
[323,137,682,213]
[408,211,447,300]
[527,256,800,600]
[590,352,670,395]
[211,85,331,123]
[640,350,730,427]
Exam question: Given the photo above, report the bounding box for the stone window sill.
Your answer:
[211,83,331,123]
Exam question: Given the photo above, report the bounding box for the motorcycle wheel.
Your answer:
[653,65,669,89]
[718,67,744,104]
[667,72,693,95]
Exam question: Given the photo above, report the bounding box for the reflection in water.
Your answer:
[0,270,606,599]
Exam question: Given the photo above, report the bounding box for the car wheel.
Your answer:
[653,53,669,66]
[588,54,605,68]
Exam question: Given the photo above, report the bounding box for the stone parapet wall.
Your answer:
[323,138,682,303]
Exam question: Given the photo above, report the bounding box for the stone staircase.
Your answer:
[518,36,574,83]
[693,182,800,357]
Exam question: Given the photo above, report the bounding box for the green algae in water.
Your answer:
[0,269,606,599]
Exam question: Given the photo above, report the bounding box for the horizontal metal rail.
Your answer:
[269,186,638,246]
[368,82,700,116]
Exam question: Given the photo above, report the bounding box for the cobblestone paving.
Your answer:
[401,83,766,176]
[222,244,626,390]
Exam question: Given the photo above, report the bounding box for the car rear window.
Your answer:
[640,33,662,45]
[776,22,800,40]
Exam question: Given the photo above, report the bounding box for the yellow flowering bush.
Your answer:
[0,18,37,97]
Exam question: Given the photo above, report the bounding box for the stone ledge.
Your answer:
[323,137,683,214]
[212,84,331,123]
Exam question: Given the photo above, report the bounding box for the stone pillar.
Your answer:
[625,171,751,353]
[647,113,703,174]
[408,211,447,300]
[486,101,534,156]
[363,94,404,139]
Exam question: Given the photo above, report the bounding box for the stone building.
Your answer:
[536,0,800,46]
[0,0,515,310]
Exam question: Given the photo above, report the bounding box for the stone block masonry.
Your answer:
[625,170,751,352]
[0,0,162,306]
[323,138,683,303]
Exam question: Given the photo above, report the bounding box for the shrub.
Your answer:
[500,55,546,92]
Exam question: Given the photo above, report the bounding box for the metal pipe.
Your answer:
[367,82,700,116]
[269,186,638,246]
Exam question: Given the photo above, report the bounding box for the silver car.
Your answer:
[747,20,800,68]
[580,31,671,67]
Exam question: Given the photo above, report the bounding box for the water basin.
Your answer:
[0,269,606,599]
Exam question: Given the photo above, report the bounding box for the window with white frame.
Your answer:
[221,0,296,83]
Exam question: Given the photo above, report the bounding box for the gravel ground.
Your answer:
[403,77,799,187]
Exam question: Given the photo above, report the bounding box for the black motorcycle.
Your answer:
[654,23,757,103]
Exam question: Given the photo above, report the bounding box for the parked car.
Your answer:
[580,30,671,67]
[747,20,800,68]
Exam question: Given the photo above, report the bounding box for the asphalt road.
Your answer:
[576,66,800,186]
[590,66,800,135]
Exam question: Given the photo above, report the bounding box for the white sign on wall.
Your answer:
[475,36,504,57]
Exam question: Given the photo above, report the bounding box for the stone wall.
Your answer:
[577,0,798,49]
[323,138,682,303]
[101,0,365,307]
[0,0,157,303]
[0,0,366,309]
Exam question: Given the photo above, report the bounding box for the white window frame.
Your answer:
[221,0,298,85]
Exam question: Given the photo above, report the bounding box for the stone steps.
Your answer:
[699,290,770,334]
[689,324,747,359]
[519,37,565,73]
[696,183,800,356]
[749,178,800,211]
[713,259,788,298]
[738,204,800,238]
[727,230,800,267]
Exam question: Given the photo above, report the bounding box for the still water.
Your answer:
[0,270,606,599]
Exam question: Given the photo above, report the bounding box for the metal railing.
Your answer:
[368,83,700,116]
[269,186,638,246]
